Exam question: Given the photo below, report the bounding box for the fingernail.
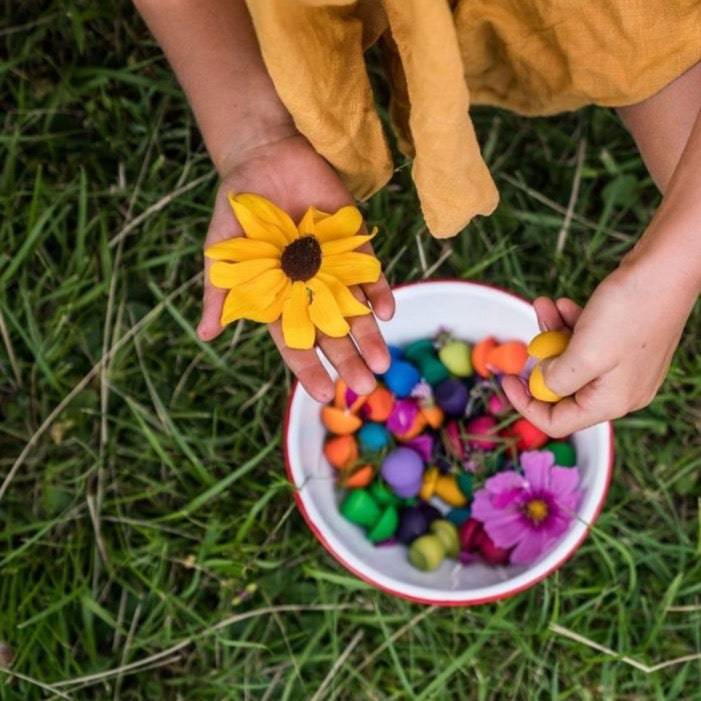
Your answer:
[368,351,391,375]
[375,301,395,321]
[375,308,390,322]
[355,375,377,395]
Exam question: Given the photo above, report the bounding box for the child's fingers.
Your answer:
[197,281,226,341]
[532,295,598,397]
[533,296,584,334]
[357,242,395,321]
[501,374,606,437]
[363,274,395,321]
[198,187,243,342]
[555,297,583,327]
[533,297,566,331]
[346,286,390,375]
[268,322,335,403]
[282,282,388,398]
[316,334,377,395]
[349,312,391,375]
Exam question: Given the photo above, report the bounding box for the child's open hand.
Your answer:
[197,134,395,402]
[502,261,697,436]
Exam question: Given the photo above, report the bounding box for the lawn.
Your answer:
[1,2,700,699]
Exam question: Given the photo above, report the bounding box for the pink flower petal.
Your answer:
[491,488,526,510]
[471,490,504,522]
[521,450,555,489]
[558,491,582,514]
[485,470,526,496]
[510,530,550,564]
[550,466,580,495]
[547,513,573,539]
[483,512,525,549]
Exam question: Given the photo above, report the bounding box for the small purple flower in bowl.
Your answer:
[410,379,433,404]
[471,450,582,565]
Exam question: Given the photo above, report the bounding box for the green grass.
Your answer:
[1,2,700,699]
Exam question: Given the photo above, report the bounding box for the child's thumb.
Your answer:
[540,344,603,398]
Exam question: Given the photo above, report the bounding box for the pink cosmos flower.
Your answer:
[471,450,582,564]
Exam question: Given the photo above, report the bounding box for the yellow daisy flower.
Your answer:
[205,193,381,350]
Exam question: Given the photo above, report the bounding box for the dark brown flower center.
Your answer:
[280,235,322,281]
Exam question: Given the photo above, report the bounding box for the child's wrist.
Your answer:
[213,118,299,177]
[621,227,701,301]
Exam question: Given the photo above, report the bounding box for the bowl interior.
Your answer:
[285,281,612,604]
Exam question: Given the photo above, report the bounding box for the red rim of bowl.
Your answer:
[282,279,616,606]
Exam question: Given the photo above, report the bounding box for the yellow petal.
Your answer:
[319,251,381,286]
[313,206,363,243]
[228,193,296,248]
[317,273,372,318]
[321,231,375,256]
[221,276,290,325]
[232,193,298,241]
[231,267,288,302]
[205,237,281,261]
[297,206,331,236]
[310,206,332,222]
[209,259,279,289]
[307,278,350,338]
[282,281,315,349]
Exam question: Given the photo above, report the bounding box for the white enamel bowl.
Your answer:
[284,281,614,605]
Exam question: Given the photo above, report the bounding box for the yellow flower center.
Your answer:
[281,235,322,281]
[524,498,549,523]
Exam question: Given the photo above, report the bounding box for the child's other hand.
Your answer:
[197,133,395,402]
[502,261,697,436]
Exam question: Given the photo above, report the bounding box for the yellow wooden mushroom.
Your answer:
[527,330,571,403]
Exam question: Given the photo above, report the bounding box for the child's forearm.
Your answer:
[133,0,296,174]
[618,62,701,194]
[624,108,701,298]
[618,61,701,298]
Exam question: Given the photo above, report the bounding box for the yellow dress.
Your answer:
[245,0,701,238]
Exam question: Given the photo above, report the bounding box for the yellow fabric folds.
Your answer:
[245,0,701,238]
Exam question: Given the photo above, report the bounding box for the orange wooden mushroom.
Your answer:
[321,406,363,435]
[323,434,359,469]
[339,464,375,489]
[486,340,528,375]
[472,337,498,378]
[363,386,395,422]
[420,404,445,429]
[333,378,366,413]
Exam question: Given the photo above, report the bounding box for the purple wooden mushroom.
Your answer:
[434,378,469,417]
[395,506,430,544]
[380,447,424,498]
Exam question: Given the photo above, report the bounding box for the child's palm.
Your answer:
[197,135,394,401]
